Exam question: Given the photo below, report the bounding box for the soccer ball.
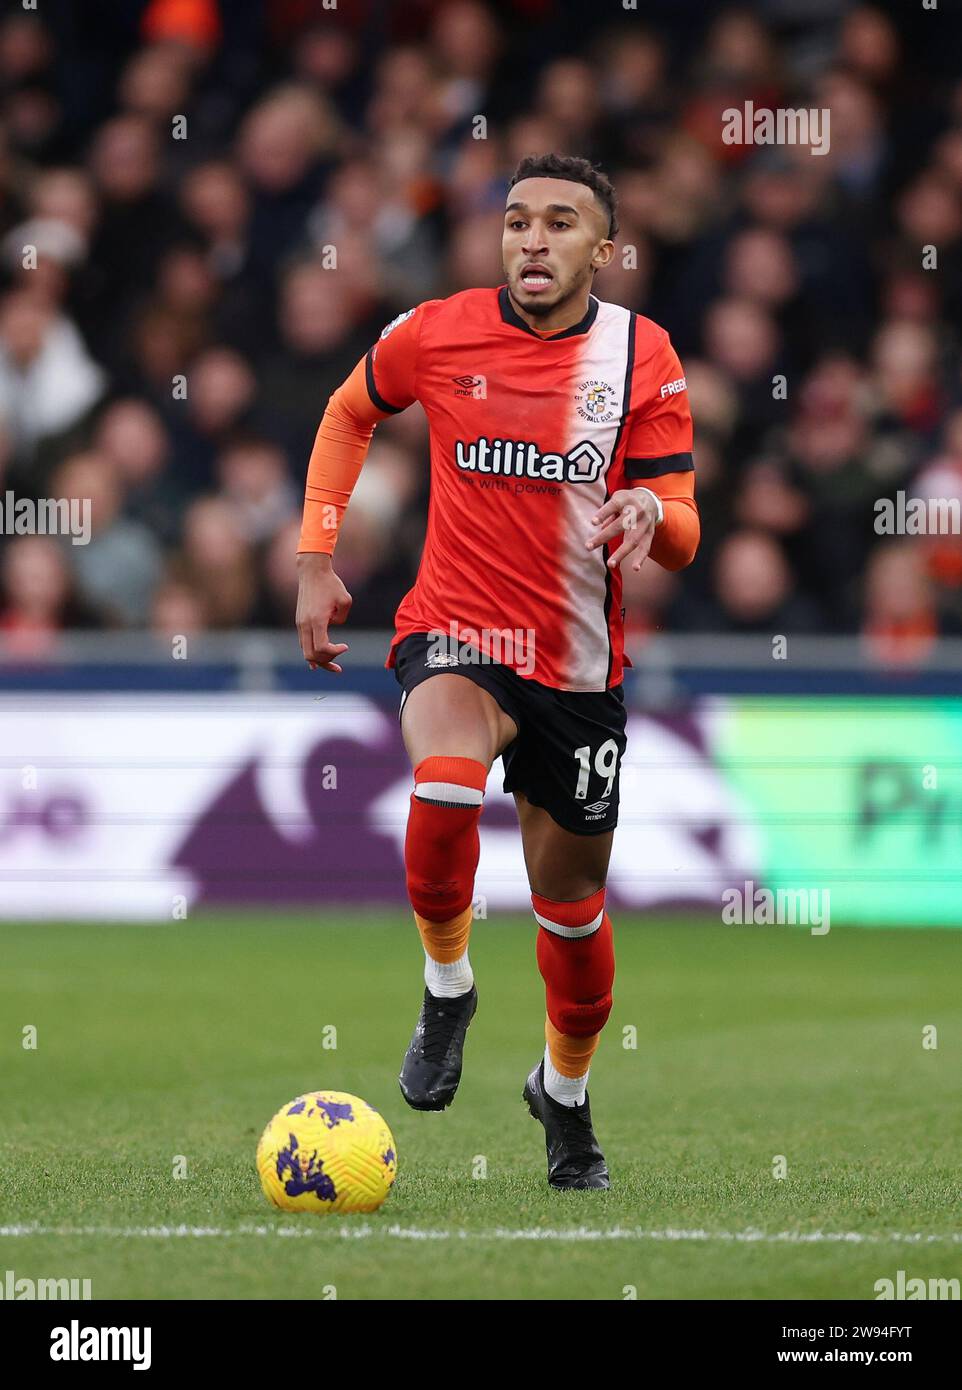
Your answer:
[256,1091,397,1215]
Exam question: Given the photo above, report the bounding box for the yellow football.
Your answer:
[256,1091,397,1215]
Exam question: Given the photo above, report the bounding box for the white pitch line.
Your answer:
[2,1223,961,1245]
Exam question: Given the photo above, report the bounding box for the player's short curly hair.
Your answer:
[508,154,618,239]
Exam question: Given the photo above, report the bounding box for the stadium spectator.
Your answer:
[862,540,939,665]
[48,449,163,626]
[179,493,257,627]
[0,289,105,464]
[215,435,297,544]
[93,397,184,546]
[150,574,208,639]
[0,534,86,651]
[708,529,819,633]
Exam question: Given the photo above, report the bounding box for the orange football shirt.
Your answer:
[301,286,698,691]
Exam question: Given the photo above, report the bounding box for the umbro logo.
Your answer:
[584,801,610,814]
[452,374,487,400]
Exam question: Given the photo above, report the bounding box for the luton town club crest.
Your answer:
[575,379,618,424]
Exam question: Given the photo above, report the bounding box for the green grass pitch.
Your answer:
[1,914,960,1301]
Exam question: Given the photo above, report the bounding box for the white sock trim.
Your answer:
[533,908,603,939]
[415,781,484,806]
[424,949,474,998]
[543,1044,588,1108]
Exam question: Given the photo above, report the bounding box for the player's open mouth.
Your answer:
[520,266,554,292]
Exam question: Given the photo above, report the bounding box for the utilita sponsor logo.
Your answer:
[456,436,605,484]
[50,1321,151,1370]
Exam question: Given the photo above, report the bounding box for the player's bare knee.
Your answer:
[401,676,506,768]
[533,870,607,901]
[526,848,609,902]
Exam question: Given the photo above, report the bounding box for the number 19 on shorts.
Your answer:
[572,739,620,801]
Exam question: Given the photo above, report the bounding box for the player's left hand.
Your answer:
[586,489,660,572]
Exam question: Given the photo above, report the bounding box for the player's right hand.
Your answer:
[295,553,353,673]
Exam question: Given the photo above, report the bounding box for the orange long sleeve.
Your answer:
[632,471,700,571]
[298,357,390,554]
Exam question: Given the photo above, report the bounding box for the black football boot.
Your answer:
[398,985,478,1111]
[522,1060,610,1189]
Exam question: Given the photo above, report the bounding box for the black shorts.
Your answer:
[393,632,628,836]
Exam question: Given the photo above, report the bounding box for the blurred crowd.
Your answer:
[0,0,960,661]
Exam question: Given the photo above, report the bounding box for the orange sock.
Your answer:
[415,903,472,964]
[545,1017,600,1077]
[414,903,474,998]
